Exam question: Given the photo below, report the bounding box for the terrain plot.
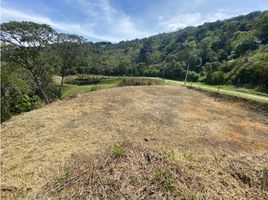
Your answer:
[1,86,268,199]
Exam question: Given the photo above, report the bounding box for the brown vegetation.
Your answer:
[1,86,268,199]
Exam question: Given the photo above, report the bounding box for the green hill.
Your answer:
[73,11,268,91]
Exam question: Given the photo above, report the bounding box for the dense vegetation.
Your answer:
[1,10,268,121]
[76,11,268,89]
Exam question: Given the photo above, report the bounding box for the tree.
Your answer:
[1,63,42,121]
[54,33,86,97]
[233,37,259,57]
[206,71,225,85]
[184,50,202,85]
[256,13,268,44]
[1,21,56,104]
[137,39,153,64]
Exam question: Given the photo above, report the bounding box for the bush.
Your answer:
[1,64,43,122]
[153,169,174,192]
[143,68,160,77]
[65,75,105,85]
[118,78,163,87]
[112,146,124,157]
[206,71,225,85]
[1,85,42,122]
[187,71,199,82]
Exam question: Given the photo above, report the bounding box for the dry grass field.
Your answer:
[1,85,268,199]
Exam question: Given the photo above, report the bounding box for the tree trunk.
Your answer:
[32,73,49,104]
[58,75,65,98]
[215,84,221,100]
[217,84,221,94]
[184,63,190,85]
[39,86,49,104]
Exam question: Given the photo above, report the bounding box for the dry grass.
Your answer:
[36,142,268,199]
[1,85,268,199]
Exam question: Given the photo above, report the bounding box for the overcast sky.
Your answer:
[1,0,268,42]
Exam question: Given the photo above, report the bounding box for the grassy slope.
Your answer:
[165,80,268,104]
[53,75,268,104]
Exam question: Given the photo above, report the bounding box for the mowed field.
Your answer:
[1,85,268,199]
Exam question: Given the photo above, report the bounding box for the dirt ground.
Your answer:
[1,85,268,199]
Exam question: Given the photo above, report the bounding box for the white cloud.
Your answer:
[0,1,240,42]
[158,10,236,32]
[1,7,121,42]
[1,4,152,42]
[67,0,152,41]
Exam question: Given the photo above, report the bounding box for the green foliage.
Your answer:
[233,37,259,57]
[153,169,175,192]
[53,33,86,97]
[182,152,196,162]
[1,21,57,104]
[65,75,104,85]
[118,77,163,86]
[227,45,268,91]
[165,150,175,162]
[1,11,268,121]
[206,71,225,85]
[66,10,267,90]
[255,13,268,44]
[1,63,42,121]
[187,71,199,82]
[112,146,124,157]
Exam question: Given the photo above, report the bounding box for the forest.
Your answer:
[1,10,268,121]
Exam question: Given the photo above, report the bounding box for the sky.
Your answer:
[1,0,268,43]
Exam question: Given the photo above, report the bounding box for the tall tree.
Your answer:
[54,33,86,97]
[1,21,56,104]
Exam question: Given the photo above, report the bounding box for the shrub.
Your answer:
[206,71,225,85]
[153,169,175,192]
[112,146,124,157]
[65,75,105,85]
[187,71,199,82]
[118,78,163,86]
[182,152,196,162]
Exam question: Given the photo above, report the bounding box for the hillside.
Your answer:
[2,10,268,122]
[1,86,268,199]
[72,11,268,91]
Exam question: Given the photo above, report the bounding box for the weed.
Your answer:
[63,166,72,180]
[8,164,18,172]
[112,146,124,157]
[165,149,175,161]
[90,85,98,91]
[183,151,196,162]
[191,193,199,200]
[153,169,174,192]
[262,166,268,190]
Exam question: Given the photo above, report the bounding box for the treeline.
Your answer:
[1,11,268,121]
[1,22,86,121]
[75,11,268,88]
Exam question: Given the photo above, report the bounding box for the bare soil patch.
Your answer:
[1,86,268,199]
[187,85,268,114]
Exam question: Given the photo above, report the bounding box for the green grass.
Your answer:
[166,80,268,104]
[153,169,175,192]
[182,151,196,162]
[165,150,175,162]
[112,146,124,157]
[61,83,119,98]
[54,75,268,104]
[59,75,165,98]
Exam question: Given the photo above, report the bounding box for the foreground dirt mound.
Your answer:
[37,143,268,200]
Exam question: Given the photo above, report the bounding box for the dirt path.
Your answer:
[1,86,268,199]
